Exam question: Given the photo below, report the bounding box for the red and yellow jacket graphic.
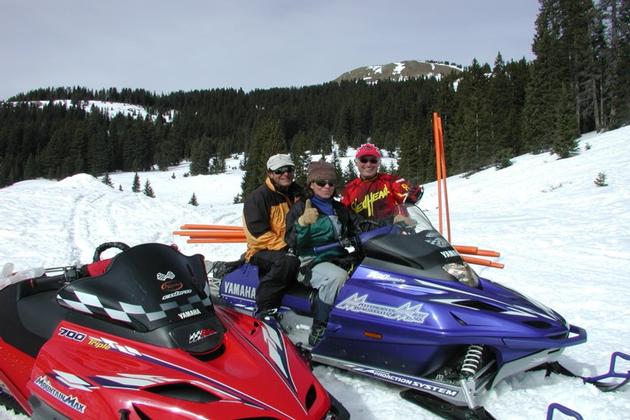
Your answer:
[340,173,411,219]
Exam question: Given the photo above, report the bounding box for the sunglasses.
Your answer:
[272,166,294,175]
[359,157,379,164]
[314,179,335,187]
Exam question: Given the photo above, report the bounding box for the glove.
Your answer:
[405,185,424,203]
[393,214,416,227]
[298,199,319,226]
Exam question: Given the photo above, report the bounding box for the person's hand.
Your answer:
[298,199,319,226]
[405,185,424,203]
[393,214,416,227]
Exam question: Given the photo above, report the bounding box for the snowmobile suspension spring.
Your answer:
[460,345,484,377]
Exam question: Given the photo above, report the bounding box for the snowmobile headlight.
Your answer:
[443,262,479,288]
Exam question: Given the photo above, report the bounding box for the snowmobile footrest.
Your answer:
[400,389,496,420]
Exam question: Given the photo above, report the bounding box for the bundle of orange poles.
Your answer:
[172,228,504,268]
[173,112,504,269]
[432,112,503,269]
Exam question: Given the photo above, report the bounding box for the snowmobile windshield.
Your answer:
[57,243,217,332]
[359,204,479,287]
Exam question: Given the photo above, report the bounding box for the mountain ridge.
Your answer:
[334,60,462,83]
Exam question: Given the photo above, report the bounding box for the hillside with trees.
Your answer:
[0,0,627,198]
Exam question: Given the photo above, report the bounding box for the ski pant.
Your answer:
[305,262,348,306]
[250,250,300,312]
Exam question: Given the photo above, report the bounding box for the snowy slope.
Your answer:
[1,127,629,419]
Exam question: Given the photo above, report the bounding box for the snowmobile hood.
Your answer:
[27,306,332,419]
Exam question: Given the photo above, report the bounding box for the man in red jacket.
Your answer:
[340,143,423,220]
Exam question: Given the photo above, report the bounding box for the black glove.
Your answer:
[405,185,424,203]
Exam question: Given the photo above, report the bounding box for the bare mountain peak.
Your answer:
[335,60,462,83]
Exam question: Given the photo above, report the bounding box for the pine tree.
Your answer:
[190,136,210,175]
[101,172,113,188]
[594,172,608,186]
[552,84,579,158]
[189,193,199,206]
[344,160,357,185]
[143,179,155,198]
[209,154,226,174]
[331,152,344,185]
[240,118,286,201]
[132,172,141,193]
[397,122,422,183]
[291,151,311,187]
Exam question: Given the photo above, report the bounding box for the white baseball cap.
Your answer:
[266,154,294,171]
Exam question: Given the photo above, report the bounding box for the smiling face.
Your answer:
[268,165,294,188]
[355,155,380,179]
[310,179,335,199]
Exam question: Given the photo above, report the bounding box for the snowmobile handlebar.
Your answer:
[29,266,81,289]
[312,224,398,255]
[313,238,353,255]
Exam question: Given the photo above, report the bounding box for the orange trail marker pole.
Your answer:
[433,112,444,234]
[180,224,244,231]
[187,238,247,244]
[437,114,452,242]
[173,230,246,239]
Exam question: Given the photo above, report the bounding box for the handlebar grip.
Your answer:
[30,273,68,289]
[313,241,343,255]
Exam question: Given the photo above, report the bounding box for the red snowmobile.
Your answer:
[0,242,348,419]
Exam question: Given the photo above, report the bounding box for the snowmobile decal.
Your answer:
[261,323,292,380]
[90,374,176,390]
[336,293,429,324]
[161,288,192,300]
[177,308,201,319]
[58,327,86,342]
[34,375,87,414]
[156,271,175,281]
[440,250,459,259]
[50,370,94,392]
[188,327,217,344]
[223,281,256,299]
[57,289,212,324]
[160,280,183,292]
[365,271,405,282]
[349,367,459,397]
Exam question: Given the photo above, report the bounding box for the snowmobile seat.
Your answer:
[85,257,113,276]
[18,289,68,341]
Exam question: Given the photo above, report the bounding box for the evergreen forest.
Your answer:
[0,0,628,199]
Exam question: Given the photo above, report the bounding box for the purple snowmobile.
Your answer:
[209,204,591,418]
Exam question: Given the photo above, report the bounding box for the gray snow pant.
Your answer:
[302,261,348,305]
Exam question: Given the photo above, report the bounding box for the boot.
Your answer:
[254,307,283,330]
[308,321,327,346]
[308,297,332,346]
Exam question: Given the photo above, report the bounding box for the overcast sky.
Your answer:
[0,0,540,101]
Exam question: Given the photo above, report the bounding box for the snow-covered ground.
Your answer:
[9,99,175,122]
[1,127,629,419]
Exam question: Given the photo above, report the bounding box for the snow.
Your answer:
[1,126,630,419]
[10,99,175,122]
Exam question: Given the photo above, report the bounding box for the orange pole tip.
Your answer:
[462,255,504,269]
[454,245,479,255]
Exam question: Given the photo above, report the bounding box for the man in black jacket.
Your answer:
[242,154,301,323]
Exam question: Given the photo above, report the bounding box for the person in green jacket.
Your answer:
[285,161,358,346]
